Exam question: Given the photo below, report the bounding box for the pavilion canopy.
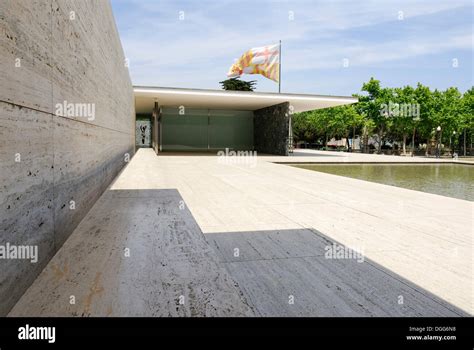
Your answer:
[134,86,357,114]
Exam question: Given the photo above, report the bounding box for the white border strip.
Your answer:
[133,87,357,104]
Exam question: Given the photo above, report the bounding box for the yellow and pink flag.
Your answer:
[227,43,280,82]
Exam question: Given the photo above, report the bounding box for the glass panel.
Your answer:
[209,110,253,150]
[161,108,208,151]
[160,108,254,151]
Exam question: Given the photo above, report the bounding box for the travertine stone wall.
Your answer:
[254,102,290,156]
[0,0,135,315]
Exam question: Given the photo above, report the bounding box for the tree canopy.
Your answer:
[293,78,473,156]
[219,78,257,91]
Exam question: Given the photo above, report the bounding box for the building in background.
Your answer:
[134,86,356,156]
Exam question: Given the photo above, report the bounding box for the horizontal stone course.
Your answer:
[0,0,134,315]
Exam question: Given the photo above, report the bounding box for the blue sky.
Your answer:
[111,0,473,96]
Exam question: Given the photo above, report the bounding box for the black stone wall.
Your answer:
[254,102,290,156]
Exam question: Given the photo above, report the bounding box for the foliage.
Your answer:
[293,78,473,155]
[219,78,257,91]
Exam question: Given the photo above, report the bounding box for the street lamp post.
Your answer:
[452,131,456,156]
[452,130,457,157]
[435,126,441,158]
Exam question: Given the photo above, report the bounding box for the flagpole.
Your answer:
[278,40,281,93]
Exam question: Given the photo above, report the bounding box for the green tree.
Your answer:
[357,78,393,153]
[293,111,319,143]
[459,87,474,155]
[292,78,472,157]
[311,108,336,148]
[327,105,363,150]
[430,87,462,155]
[219,78,256,91]
[414,83,434,155]
[392,86,416,155]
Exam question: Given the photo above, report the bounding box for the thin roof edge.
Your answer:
[133,85,358,102]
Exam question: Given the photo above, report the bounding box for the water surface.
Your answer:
[293,163,474,201]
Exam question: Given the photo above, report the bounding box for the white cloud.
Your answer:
[112,0,473,92]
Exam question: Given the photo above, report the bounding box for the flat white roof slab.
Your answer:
[134,86,357,113]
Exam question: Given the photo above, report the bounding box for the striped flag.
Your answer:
[227,43,280,82]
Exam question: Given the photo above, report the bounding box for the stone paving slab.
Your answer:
[207,229,468,317]
[205,228,329,263]
[9,189,254,317]
[10,148,473,316]
[115,149,471,315]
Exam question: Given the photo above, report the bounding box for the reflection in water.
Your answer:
[294,164,474,201]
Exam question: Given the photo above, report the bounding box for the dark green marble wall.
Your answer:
[254,102,290,156]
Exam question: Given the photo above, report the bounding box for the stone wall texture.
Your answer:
[0,0,135,315]
[254,102,290,156]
